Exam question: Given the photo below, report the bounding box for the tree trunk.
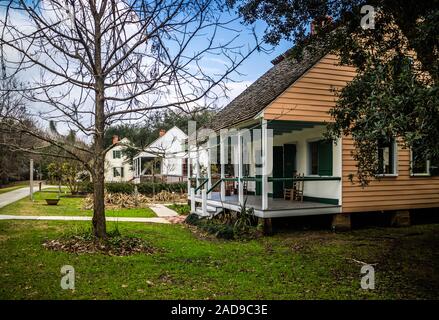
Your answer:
[92,8,107,239]
[92,96,106,238]
[92,92,107,238]
[92,153,107,238]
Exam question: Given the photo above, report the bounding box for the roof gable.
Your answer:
[209,48,326,131]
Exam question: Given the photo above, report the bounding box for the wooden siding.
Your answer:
[263,54,356,123]
[342,137,439,212]
[263,53,439,213]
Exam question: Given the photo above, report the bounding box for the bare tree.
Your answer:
[0,0,260,237]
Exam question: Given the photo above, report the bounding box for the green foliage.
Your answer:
[327,55,439,184]
[166,203,190,215]
[230,0,439,184]
[47,161,87,194]
[105,182,135,194]
[185,213,235,239]
[185,202,259,240]
[233,200,258,236]
[136,182,187,195]
[82,181,187,196]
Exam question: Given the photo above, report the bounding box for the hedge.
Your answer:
[81,181,187,196]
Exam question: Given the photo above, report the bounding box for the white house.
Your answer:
[133,126,208,183]
[104,136,134,182]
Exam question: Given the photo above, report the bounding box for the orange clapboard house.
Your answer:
[189,48,439,229]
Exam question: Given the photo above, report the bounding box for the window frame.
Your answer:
[113,167,124,178]
[410,149,431,177]
[376,138,398,177]
[113,150,122,159]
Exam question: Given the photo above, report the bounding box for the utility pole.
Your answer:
[30,159,34,201]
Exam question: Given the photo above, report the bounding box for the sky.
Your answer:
[194,9,293,106]
[0,2,294,133]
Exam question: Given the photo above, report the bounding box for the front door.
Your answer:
[273,146,284,198]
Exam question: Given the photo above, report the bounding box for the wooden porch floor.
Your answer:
[194,192,341,218]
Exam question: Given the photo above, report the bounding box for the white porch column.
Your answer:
[238,131,243,205]
[207,139,212,199]
[220,133,226,200]
[202,189,207,215]
[195,147,200,195]
[134,158,137,178]
[261,119,268,210]
[190,187,195,213]
[187,150,191,194]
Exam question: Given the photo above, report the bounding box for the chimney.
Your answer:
[112,135,119,144]
[159,129,166,137]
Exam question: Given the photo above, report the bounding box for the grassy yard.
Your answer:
[0,191,157,218]
[0,219,438,299]
[166,203,190,215]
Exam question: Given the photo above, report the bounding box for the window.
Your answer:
[411,146,430,175]
[377,138,396,175]
[309,140,333,176]
[182,158,188,176]
[113,150,121,159]
[113,167,124,178]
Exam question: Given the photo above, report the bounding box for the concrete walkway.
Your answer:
[0,185,55,209]
[0,215,170,224]
[149,203,178,217]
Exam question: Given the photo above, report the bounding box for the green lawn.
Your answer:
[0,220,438,299]
[0,191,157,218]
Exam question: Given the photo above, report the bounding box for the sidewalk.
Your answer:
[149,203,178,217]
[0,215,171,224]
[0,185,54,209]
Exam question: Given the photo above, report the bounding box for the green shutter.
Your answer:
[121,167,124,178]
[430,159,439,176]
[318,140,333,176]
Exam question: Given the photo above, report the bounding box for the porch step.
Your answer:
[195,205,223,217]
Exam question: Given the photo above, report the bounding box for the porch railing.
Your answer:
[190,176,341,215]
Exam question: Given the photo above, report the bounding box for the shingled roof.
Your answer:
[209,47,326,131]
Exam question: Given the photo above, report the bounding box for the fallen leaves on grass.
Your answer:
[43,235,159,256]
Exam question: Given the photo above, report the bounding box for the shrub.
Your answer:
[167,204,190,215]
[82,181,187,196]
[105,182,134,194]
[137,182,187,195]
[184,213,251,240]
[185,213,200,225]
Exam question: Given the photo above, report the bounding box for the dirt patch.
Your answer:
[43,235,159,256]
[165,215,187,224]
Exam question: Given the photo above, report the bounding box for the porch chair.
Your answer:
[283,188,293,200]
[292,173,304,202]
